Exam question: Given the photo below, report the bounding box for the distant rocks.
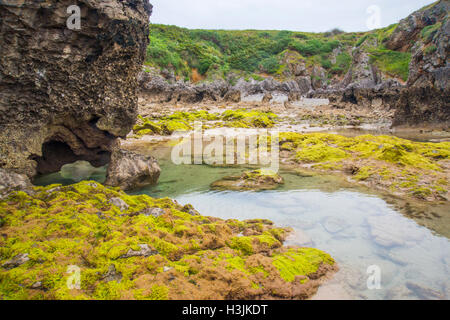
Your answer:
[105,149,161,191]
[138,70,313,104]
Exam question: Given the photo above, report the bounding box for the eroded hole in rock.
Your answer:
[343,92,357,104]
[34,141,79,175]
[33,140,111,176]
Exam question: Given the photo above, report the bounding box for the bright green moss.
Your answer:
[412,187,433,199]
[146,285,169,300]
[228,237,254,255]
[222,109,278,128]
[0,180,338,300]
[296,144,348,163]
[255,232,280,248]
[133,109,279,136]
[272,248,335,282]
[368,47,411,81]
[282,132,449,171]
[224,255,250,274]
[354,166,374,181]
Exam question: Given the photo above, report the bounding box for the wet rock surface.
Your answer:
[102,265,123,283]
[367,215,425,248]
[105,149,161,191]
[211,169,284,191]
[0,0,152,177]
[0,168,34,199]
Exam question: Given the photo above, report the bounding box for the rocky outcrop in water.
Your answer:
[0,0,153,177]
[105,149,161,191]
[211,169,284,191]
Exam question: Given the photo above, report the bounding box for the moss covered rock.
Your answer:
[280,132,450,201]
[0,181,336,300]
[211,169,284,191]
[132,109,279,137]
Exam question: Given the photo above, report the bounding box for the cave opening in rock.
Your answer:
[34,141,79,175]
[32,140,111,176]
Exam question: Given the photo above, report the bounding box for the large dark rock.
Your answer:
[0,0,152,177]
[105,149,161,191]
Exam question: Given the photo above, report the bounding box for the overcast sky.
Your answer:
[150,0,436,32]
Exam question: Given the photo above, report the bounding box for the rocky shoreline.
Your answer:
[0,181,337,300]
[0,0,340,300]
[0,0,448,301]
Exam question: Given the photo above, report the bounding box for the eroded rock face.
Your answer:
[0,0,153,177]
[105,148,161,191]
[0,168,33,199]
[386,0,449,90]
[138,69,311,104]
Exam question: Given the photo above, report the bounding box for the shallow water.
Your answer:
[34,142,450,300]
[137,159,450,300]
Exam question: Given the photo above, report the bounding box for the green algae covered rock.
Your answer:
[0,181,336,300]
[211,169,284,191]
[132,109,279,137]
[280,132,450,201]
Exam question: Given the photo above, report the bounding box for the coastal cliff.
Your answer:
[0,0,152,177]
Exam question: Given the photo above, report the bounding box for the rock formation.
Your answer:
[138,69,311,105]
[105,149,161,191]
[0,168,33,199]
[0,0,153,177]
[138,1,448,126]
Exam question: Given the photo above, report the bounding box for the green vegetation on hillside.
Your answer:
[145,1,448,84]
[146,23,415,83]
[368,47,411,81]
[146,24,363,81]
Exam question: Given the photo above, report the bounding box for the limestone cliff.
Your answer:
[0,0,152,177]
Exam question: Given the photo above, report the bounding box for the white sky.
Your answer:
[150,0,437,32]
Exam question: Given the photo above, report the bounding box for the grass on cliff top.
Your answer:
[146,24,364,81]
[146,20,422,83]
[368,47,411,81]
[0,181,335,300]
